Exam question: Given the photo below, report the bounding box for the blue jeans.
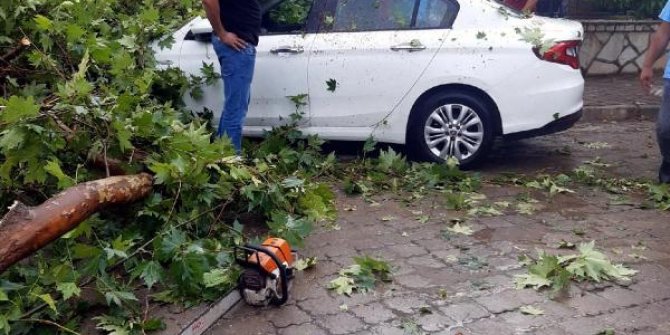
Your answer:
[212,37,256,153]
[660,80,670,183]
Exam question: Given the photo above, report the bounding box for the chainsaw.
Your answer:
[233,237,296,306]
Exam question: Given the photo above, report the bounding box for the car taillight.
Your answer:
[534,40,581,70]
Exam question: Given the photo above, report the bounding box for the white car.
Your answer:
[154,0,584,168]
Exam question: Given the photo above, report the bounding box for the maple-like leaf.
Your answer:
[328,276,355,296]
[447,222,474,236]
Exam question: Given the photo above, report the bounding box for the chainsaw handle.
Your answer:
[237,244,289,306]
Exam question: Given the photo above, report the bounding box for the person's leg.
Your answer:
[658,80,670,183]
[212,38,256,153]
[220,45,255,153]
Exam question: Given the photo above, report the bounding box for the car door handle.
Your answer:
[390,42,427,52]
[270,46,304,54]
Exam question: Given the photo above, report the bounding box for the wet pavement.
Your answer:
[206,120,670,335]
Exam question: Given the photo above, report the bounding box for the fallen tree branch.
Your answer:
[0,173,154,273]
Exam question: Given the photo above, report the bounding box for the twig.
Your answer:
[47,112,75,141]
[19,318,81,335]
[102,140,110,177]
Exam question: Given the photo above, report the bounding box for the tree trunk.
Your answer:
[0,173,153,273]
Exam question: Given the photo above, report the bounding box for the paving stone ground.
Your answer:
[584,74,661,107]
[206,120,670,335]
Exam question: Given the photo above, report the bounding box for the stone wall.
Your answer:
[580,20,666,76]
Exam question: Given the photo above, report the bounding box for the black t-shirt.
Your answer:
[219,0,262,46]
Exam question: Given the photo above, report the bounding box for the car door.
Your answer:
[179,0,321,134]
[307,0,458,129]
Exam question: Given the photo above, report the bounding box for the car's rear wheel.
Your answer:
[407,91,496,169]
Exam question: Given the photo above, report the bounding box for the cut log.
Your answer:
[0,173,153,273]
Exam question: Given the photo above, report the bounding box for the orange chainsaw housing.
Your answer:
[247,238,294,274]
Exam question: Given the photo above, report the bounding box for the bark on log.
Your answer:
[0,173,153,273]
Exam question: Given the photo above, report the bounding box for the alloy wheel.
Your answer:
[423,104,484,161]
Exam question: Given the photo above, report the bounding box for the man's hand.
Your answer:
[640,67,654,92]
[220,32,247,51]
[641,22,670,93]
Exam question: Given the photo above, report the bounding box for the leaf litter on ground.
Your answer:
[515,241,637,291]
[328,256,392,296]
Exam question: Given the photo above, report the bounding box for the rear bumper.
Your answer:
[503,109,583,140]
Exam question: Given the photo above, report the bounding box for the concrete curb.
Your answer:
[582,104,659,122]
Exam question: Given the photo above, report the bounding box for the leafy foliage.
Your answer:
[328,256,392,296]
[0,1,337,334]
[516,242,637,291]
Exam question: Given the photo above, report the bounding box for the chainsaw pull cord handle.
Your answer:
[242,244,289,306]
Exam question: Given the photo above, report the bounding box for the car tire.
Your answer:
[407,90,496,169]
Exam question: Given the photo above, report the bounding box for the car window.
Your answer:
[263,0,314,34]
[332,0,416,32]
[415,0,450,28]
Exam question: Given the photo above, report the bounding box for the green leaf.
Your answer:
[118,35,136,49]
[113,120,133,152]
[142,318,166,331]
[328,276,355,296]
[104,290,138,307]
[34,15,52,30]
[140,261,164,289]
[519,305,545,315]
[0,127,25,152]
[0,289,7,302]
[65,23,86,43]
[516,202,537,215]
[446,222,474,236]
[515,273,553,290]
[0,315,9,335]
[44,160,75,188]
[294,257,317,271]
[1,96,40,123]
[298,184,336,221]
[326,78,338,92]
[56,282,81,300]
[72,243,102,259]
[38,293,58,314]
[203,268,232,288]
[158,229,186,260]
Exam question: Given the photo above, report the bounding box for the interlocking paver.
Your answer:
[475,289,544,314]
[439,302,490,322]
[277,323,327,335]
[314,313,366,335]
[350,302,396,324]
[383,295,429,314]
[566,292,617,316]
[297,297,343,316]
[266,305,312,328]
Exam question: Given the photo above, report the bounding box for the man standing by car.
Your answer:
[640,0,670,184]
[202,0,261,154]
